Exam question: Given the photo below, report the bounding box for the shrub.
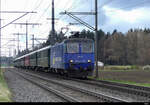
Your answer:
[142,65,150,70]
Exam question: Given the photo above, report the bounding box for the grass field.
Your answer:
[101,65,141,71]
[0,68,12,102]
[91,65,150,87]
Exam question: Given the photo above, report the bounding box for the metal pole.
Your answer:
[32,34,34,48]
[52,0,55,36]
[0,0,1,68]
[18,33,19,53]
[26,21,28,50]
[9,48,11,66]
[95,0,99,78]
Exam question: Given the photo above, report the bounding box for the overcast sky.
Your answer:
[0,0,150,56]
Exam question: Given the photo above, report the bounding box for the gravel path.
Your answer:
[4,68,64,102]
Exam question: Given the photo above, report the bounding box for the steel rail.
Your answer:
[11,70,80,102]
[34,69,150,99]
[86,79,150,98]
[93,79,150,92]
[52,74,150,99]
[15,69,129,102]
[24,69,150,99]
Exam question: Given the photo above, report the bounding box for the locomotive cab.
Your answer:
[63,38,95,77]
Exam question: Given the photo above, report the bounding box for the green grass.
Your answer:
[102,79,150,87]
[0,68,12,102]
[101,65,141,71]
[88,76,150,88]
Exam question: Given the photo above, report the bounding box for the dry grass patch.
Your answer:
[0,68,12,102]
[91,66,150,87]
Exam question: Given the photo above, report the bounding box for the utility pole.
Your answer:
[0,10,36,65]
[0,0,1,68]
[95,0,99,78]
[26,21,28,50]
[32,34,34,48]
[31,35,47,48]
[52,0,55,37]
[47,0,57,45]
[13,33,26,54]
[31,37,47,45]
[12,22,41,50]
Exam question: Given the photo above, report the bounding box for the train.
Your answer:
[14,38,95,78]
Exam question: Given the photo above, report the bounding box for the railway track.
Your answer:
[67,78,150,99]
[35,69,150,100]
[12,69,128,102]
[25,69,150,100]
[45,75,149,102]
[88,79,150,97]
[10,70,80,102]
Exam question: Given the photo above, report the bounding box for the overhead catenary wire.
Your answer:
[33,0,81,37]
[28,0,44,21]
[103,0,148,13]
[76,0,148,30]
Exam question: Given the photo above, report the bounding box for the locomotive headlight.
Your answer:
[88,60,91,63]
[70,60,73,63]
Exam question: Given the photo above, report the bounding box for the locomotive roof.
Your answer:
[14,45,51,61]
[63,38,94,43]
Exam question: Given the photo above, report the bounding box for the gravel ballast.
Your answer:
[4,68,64,102]
[20,68,150,102]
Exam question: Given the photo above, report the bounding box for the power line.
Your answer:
[77,0,114,24]
[35,3,51,23]
[23,0,29,11]
[13,33,26,53]
[57,0,85,23]
[59,0,94,30]
[28,0,44,21]
[33,0,44,10]
[12,22,41,50]
[103,0,148,13]
[98,0,115,9]
[0,12,37,29]
[0,11,36,13]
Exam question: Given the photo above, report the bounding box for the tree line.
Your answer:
[0,57,13,66]
[17,28,150,66]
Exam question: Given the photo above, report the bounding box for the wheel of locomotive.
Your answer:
[49,68,52,73]
[59,70,62,75]
[64,72,69,77]
[61,70,64,75]
[54,69,56,73]
[52,69,54,73]
[84,76,87,79]
[35,67,37,71]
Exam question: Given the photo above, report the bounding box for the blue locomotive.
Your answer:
[14,38,95,78]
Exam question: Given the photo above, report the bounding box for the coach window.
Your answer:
[63,44,67,53]
[67,42,79,53]
[38,52,41,58]
[44,50,48,57]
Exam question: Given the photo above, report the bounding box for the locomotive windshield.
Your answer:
[81,42,94,53]
[65,39,94,53]
[67,42,79,53]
